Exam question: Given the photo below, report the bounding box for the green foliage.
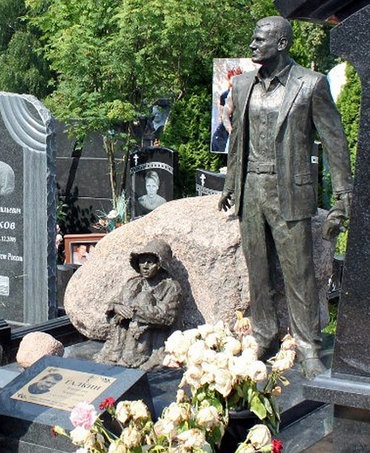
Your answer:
[0,0,52,98]
[335,64,361,255]
[290,22,337,73]
[12,0,353,201]
[336,63,361,174]
[322,301,338,335]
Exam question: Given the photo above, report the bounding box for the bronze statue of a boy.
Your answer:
[96,239,181,370]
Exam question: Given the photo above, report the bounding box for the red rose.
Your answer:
[99,397,115,410]
[272,439,283,453]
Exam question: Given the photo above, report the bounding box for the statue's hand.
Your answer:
[218,191,234,212]
[322,197,349,241]
[114,304,134,319]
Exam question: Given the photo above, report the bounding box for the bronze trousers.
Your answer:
[240,172,321,360]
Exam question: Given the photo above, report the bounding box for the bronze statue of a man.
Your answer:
[219,16,352,379]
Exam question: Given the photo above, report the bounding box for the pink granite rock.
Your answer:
[16,331,64,368]
[63,195,334,340]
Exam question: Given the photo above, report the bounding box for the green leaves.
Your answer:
[248,388,267,420]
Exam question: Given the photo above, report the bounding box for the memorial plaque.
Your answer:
[0,355,153,452]
[0,93,57,324]
[12,366,116,411]
[195,169,225,196]
[128,146,177,219]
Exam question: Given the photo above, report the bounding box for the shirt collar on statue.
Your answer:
[255,60,293,89]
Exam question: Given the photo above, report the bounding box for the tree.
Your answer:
[0,0,51,98]
[23,0,337,204]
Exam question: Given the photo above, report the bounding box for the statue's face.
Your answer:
[249,24,280,65]
[138,253,160,279]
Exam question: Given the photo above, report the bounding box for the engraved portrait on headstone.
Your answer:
[0,161,15,196]
[129,146,177,219]
[138,170,167,211]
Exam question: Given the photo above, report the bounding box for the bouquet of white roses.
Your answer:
[163,313,296,435]
[53,314,293,452]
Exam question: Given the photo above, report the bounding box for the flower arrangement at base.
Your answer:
[53,394,225,452]
[52,313,293,452]
[92,193,128,233]
[163,313,296,435]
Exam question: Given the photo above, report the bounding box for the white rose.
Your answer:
[247,360,268,382]
[197,324,215,339]
[271,350,295,372]
[280,333,297,350]
[246,424,271,449]
[70,427,91,445]
[164,402,189,424]
[130,400,150,421]
[183,328,200,342]
[182,364,203,389]
[212,369,233,397]
[176,389,186,403]
[163,354,181,368]
[202,348,217,364]
[154,419,177,439]
[121,425,141,448]
[187,340,207,365]
[272,357,294,372]
[165,330,191,358]
[233,314,253,336]
[116,401,130,424]
[241,348,258,363]
[241,335,259,355]
[223,336,242,355]
[205,332,219,348]
[195,405,220,429]
[200,362,218,385]
[215,351,232,370]
[231,355,250,380]
[177,428,207,448]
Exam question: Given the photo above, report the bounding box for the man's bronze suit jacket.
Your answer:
[223,61,353,221]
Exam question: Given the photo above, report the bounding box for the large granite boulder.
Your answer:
[64,195,334,340]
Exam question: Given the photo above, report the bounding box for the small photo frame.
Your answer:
[64,234,106,265]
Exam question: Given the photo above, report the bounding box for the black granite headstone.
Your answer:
[195,169,225,196]
[0,93,57,325]
[0,355,153,452]
[128,146,177,219]
[283,3,370,452]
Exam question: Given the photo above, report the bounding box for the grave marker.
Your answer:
[0,93,56,325]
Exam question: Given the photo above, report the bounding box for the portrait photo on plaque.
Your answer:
[11,366,116,411]
[129,146,177,219]
[210,58,258,154]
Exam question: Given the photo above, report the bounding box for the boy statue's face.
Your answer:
[138,253,160,279]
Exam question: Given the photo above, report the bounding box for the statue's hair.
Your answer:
[256,16,293,49]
